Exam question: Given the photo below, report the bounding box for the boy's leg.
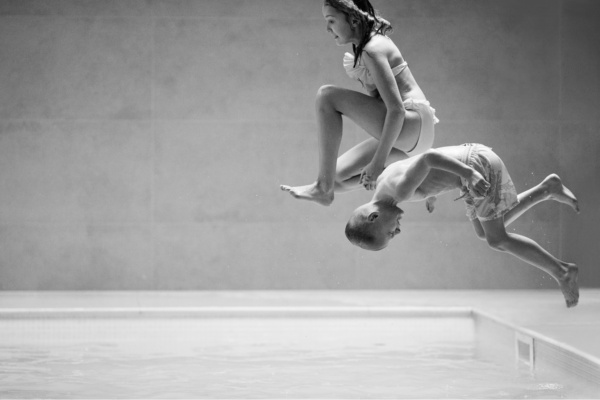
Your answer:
[504,174,579,226]
[480,217,579,307]
[470,173,579,237]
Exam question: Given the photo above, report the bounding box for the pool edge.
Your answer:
[473,307,600,388]
[1,305,599,388]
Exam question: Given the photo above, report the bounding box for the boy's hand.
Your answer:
[468,170,490,198]
[359,162,384,191]
[425,196,437,213]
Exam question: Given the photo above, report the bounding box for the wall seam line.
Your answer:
[151,13,157,289]
[558,0,564,259]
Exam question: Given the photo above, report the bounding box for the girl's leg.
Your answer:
[335,138,408,193]
[480,217,579,307]
[280,85,422,205]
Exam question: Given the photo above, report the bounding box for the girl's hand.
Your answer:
[359,162,384,191]
[468,170,490,198]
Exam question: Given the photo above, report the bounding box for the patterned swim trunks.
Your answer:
[458,144,519,221]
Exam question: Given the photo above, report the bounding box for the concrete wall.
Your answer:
[0,0,598,290]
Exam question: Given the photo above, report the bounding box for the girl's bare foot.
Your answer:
[543,174,580,213]
[558,264,579,308]
[280,182,334,206]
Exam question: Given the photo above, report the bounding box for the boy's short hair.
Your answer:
[345,215,382,250]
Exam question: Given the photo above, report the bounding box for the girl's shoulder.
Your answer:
[364,34,397,55]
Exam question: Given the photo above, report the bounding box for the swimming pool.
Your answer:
[0,307,598,398]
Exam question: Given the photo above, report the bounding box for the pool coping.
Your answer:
[0,305,473,318]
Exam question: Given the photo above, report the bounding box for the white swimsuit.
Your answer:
[343,51,439,156]
[343,52,407,92]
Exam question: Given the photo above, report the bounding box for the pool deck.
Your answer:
[0,289,599,363]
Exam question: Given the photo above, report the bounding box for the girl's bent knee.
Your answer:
[317,84,338,96]
[316,85,339,103]
[315,85,340,113]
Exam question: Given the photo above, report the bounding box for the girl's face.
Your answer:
[322,5,360,46]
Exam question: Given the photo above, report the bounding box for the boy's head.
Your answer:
[345,201,404,251]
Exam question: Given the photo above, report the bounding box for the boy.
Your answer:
[345,144,580,307]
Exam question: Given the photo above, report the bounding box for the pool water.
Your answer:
[0,316,596,398]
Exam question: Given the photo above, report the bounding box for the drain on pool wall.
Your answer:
[516,332,535,370]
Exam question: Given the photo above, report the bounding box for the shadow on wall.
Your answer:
[0,0,598,289]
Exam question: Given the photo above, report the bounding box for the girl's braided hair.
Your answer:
[324,0,393,67]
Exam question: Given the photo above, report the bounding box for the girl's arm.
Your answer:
[360,48,405,189]
[367,88,381,98]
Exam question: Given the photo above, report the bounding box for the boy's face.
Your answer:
[369,206,403,249]
[353,203,403,250]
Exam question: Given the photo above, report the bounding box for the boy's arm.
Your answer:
[392,152,434,202]
[394,149,490,201]
[425,149,490,196]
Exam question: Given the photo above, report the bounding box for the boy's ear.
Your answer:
[367,212,379,222]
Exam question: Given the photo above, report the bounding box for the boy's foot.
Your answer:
[280,183,334,206]
[543,174,580,213]
[558,264,579,308]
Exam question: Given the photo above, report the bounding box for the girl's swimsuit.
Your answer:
[343,51,439,156]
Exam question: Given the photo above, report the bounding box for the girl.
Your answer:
[281,0,439,206]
